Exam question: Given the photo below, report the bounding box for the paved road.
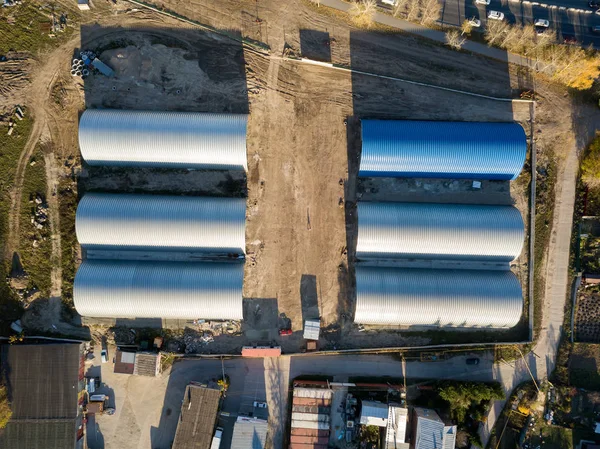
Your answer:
[437,0,600,45]
[321,0,538,68]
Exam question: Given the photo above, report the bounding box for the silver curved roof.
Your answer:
[79,109,248,170]
[74,260,244,320]
[76,193,246,254]
[359,120,527,180]
[354,267,523,327]
[357,202,524,262]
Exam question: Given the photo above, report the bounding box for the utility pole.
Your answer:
[401,354,407,398]
[514,345,540,393]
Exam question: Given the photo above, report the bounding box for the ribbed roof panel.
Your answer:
[74,260,244,320]
[359,120,526,180]
[357,202,524,262]
[76,193,246,254]
[354,267,523,327]
[79,109,248,169]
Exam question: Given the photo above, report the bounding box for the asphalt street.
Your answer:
[436,0,600,45]
[169,353,524,448]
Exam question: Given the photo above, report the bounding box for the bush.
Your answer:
[582,134,600,187]
[348,0,377,28]
[438,381,504,424]
[484,21,600,90]
[0,385,11,429]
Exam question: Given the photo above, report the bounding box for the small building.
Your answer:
[230,416,268,449]
[360,400,389,427]
[412,408,456,449]
[76,0,90,10]
[172,385,221,449]
[134,352,161,377]
[303,320,320,341]
[114,349,136,375]
[386,406,409,449]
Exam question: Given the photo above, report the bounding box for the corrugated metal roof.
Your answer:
[359,120,526,180]
[357,202,524,262]
[303,320,321,340]
[79,109,248,170]
[74,260,244,320]
[414,408,456,449]
[134,352,160,377]
[354,267,523,327]
[230,417,268,449]
[360,401,389,427]
[290,420,330,430]
[386,406,408,447]
[293,388,333,399]
[172,385,221,449]
[76,193,246,255]
[0,344,81,420]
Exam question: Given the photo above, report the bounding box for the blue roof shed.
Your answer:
[359,120,527,180]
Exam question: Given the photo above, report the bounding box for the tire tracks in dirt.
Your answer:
[5,36,80,295]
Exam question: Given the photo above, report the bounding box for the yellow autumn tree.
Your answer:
[0,385,12,429]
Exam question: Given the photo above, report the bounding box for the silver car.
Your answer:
[487,10,505,20]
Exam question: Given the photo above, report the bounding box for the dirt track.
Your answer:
[4,0,598,351]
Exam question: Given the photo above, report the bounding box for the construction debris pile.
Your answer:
[6,105,24,135]
[71,51,115,79]
[30,193,48,234]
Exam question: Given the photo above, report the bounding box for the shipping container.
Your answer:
[292,397,331,407]
[293,388,332,399]
[290,428,330,437]
[288,444,328,449]
[241,346,281,357]
[290,435,330,444]
[291,413,330,423]
[290,420,330,430]
[292,405,330,415]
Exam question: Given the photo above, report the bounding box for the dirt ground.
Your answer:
[3,0,598,353]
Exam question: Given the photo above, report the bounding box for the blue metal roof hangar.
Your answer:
[359,120,527,180]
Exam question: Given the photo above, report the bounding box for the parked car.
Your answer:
[253,401,267,408]
[466,357,480,365]
[279,328,292,336]
[487,10,505,20]
[468,17,481,27]
[101,349,108,363]
[476,0,491,5]
[534,18,549,27]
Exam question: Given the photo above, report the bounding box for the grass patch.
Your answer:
[0,119,33,333]
[569,343,600,390]
[534,157,557,339]
[18,148,51,295]
[408,323,529,346]
[58,177,77,306]
[530,425,573,449]
[0,385,11,429]
[0,2,78,55]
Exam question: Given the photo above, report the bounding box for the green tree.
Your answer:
[438,381,504,424]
